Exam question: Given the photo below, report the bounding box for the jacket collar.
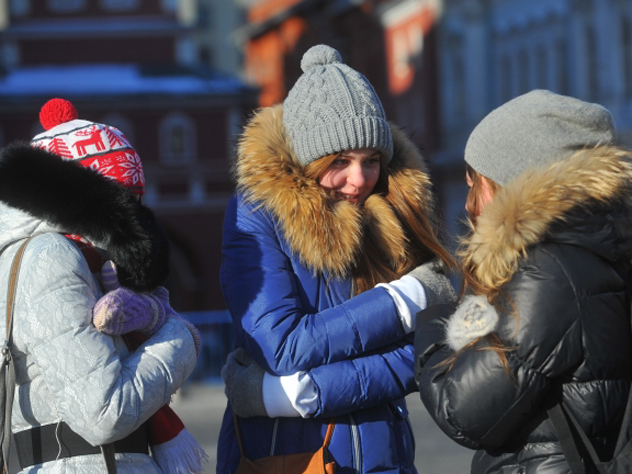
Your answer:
[235,105,436,277]
[460,146,632,290]
[0,143,170,291]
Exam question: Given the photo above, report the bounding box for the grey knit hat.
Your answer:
[283,44,393,167]
[464,89,616,186]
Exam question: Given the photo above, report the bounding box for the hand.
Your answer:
[407,258,457,307]
[222,348,267,418]
[93,286,169,336]
[94,261,169,336]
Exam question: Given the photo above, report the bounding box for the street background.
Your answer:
[172,382,474,473]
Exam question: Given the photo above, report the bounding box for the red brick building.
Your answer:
[0,0,257,312]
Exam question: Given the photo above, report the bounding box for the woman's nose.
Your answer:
[347,164,366,188]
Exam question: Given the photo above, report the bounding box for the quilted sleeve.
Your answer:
[15,234,197,446]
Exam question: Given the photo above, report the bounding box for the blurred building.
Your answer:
[0,0,258,312]
[435,0,632,240]
[237,0,443,154]
[186,0,251,77]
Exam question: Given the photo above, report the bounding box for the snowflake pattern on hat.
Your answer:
[31,98,145,195]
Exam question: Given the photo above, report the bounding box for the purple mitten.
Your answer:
[93,287,167,336]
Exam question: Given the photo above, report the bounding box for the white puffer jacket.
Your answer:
[0,144,197,473]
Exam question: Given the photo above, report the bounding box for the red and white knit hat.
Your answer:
[31,98,145,195]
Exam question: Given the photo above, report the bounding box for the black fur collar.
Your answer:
[0,143,169,292]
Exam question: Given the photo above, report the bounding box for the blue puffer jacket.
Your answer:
[217,105,441,473]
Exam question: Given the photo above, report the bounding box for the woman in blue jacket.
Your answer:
[217,44,456,473]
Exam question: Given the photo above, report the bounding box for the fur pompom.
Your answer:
[446,295,498,351]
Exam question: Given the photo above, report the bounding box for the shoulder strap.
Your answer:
[548,401,607,474]
[1,238,32,474]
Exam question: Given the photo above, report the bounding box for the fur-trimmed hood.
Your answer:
[0,143,169,291]
[235,104,437,277]
[460,145,632,290]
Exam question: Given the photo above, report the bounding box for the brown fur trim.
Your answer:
[459,146,632,290]
[235,105,434,276]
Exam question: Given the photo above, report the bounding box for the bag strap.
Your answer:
[1,238,32,474]
[547,399,606,474]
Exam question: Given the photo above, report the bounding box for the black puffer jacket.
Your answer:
[415,146,632,474]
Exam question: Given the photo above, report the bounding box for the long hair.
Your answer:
[305,153,455,294]
[462,163,499,296]
[454,164,515,372]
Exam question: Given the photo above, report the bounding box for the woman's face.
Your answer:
[318,148,381,205]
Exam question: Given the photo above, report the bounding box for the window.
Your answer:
[100,0,139,11]
[453,52,466,118]
[535,45,548,89]
[159,113,196,166]
[586,24,598,101]
[161,0,176,13]
[10,0,30,17]
[622,16,632,98]
[517,49,530,95]
[48,0,86,12]
[499,54,513,104]
[555,38,569,95]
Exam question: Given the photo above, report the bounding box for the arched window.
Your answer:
[159,113,196,166]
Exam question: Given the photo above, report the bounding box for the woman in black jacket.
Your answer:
[415,89,632,474]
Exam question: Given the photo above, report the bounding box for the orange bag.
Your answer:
[234,414,335,474]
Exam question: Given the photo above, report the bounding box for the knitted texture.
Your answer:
[465,89,615,186]
[39,98,78,130]
[221,348,267,418]
[93,287,168,336]
[95,261,202,356]
[282,44,393,166]
[406,258,456,307]
[31,98,145,195]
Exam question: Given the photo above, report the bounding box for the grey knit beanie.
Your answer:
[283,44,393,167]
[464,89,616,186]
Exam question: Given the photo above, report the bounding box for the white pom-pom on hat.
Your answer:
[300,44,342,72]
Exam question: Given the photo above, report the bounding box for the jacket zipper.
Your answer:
[349,413,362,472]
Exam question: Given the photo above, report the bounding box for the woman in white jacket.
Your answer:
[0,100,197,472]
